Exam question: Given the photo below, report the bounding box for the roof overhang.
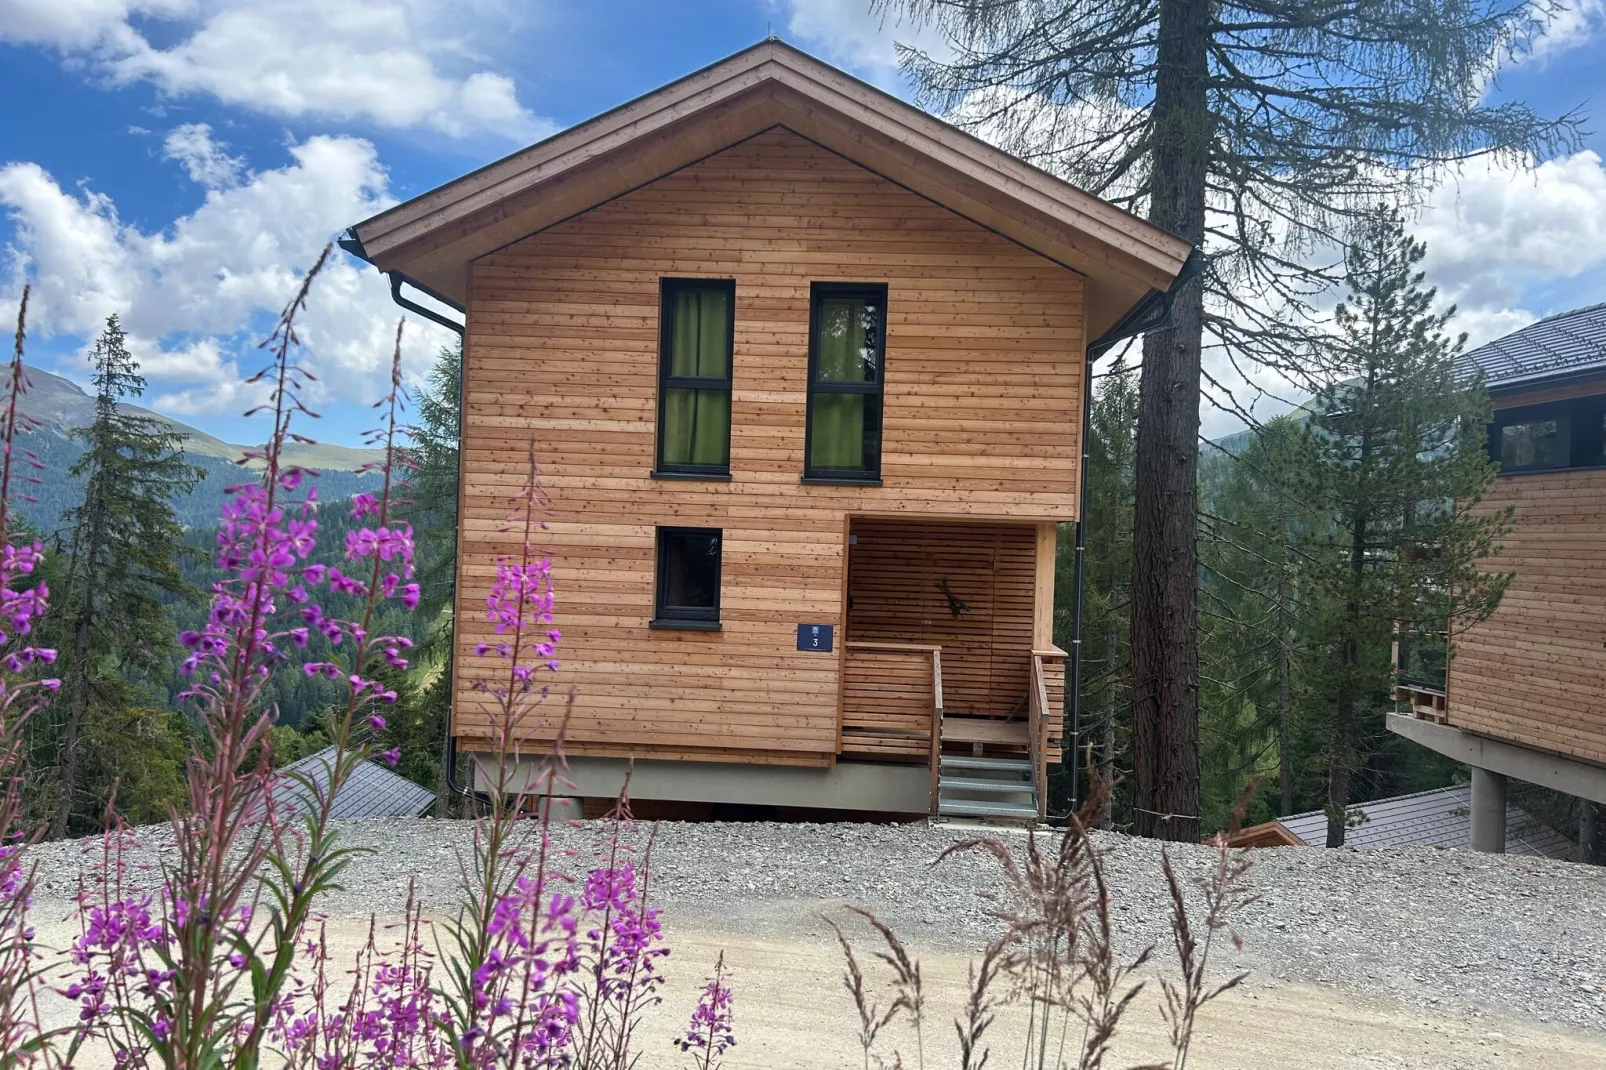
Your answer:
[345,41,1193,340]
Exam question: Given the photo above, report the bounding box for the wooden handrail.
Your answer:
[1030,653,1050,820]
[845,641,942,652]
[929,649,944,816]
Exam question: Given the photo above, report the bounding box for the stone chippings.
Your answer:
[27,818,1606,1032]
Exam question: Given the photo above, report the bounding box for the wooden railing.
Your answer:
[929,649,944,815]
[1029,653,1049,820]
[839,641,944,814]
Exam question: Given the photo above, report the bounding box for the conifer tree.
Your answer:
[374,339,463,801]
[1056,354,1139,823]
[46,315,204,836]
[1198,417,1319,826]
[881,0,1576,840]
[1299,208,1510,846]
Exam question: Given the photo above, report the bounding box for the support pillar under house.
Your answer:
[1469,766,1508,854]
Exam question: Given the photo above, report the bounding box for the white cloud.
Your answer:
[778,0,949,88]
[1418,150,1606,345]
[0,135,454,423]
[2,0,555,140]
[163,123,244,189]
[1518,0,1605,64]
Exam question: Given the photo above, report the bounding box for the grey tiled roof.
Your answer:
[272,746,437,821]
[1279,786,1573,860]
[1457,302,1606,391]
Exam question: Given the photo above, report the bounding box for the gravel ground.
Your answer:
[28,818,1606,1036]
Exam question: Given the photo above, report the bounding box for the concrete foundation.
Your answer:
[1469,767,1508,853]
[467,753,932,814]
[1388,713,1606,855]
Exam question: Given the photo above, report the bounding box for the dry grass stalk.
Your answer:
[827,765,1259,1070]
[824,914,904,1070]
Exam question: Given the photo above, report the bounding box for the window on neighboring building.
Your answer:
[652,527,722,629]
[656,279,734,477]
[805,283,886,483]
[1488,394,1606,472]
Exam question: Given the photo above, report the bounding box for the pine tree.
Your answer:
[1299,209,1511,846]
[1055,355,1139,823]
[1198,417,1319,828]
[46,315,204,836]
[880,0,1575,840]
[411,340,462,621]
[374,339,463,802]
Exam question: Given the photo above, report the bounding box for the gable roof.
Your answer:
[1276,786,1573,860]
[344,40,1193,340]
[272,747,437,821]
[1458,302,1606,396]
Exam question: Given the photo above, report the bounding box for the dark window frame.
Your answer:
[1487,393,1606,474]
[654,277,736,480]
[651,526,723,631]
[803,282,888,485]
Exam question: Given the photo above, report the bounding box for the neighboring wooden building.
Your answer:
[1391,303,1606,851]
[344,42,1193,819]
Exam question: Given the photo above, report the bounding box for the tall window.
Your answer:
[656,278,734,477]
[652,527,722,629]
[1488,394,1606,472]
[805,283,886,483]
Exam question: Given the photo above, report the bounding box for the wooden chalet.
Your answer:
[344,41,1193,820]
[1391,303,1606,851]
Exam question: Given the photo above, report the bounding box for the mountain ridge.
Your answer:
[14,365,382,472]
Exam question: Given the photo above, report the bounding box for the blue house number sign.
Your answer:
[797,624,834,653]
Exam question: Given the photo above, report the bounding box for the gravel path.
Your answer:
[28,818,1606,1037]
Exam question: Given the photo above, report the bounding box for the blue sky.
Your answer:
[2,0,1605,445]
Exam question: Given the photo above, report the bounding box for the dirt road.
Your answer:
[651,921,1606,1070]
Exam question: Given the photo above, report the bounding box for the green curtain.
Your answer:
[811,296,874,470]
[816,297,871,381]
[811,394,865,469]
[662,289,731,466]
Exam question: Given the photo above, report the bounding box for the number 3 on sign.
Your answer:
[796,624,834,653]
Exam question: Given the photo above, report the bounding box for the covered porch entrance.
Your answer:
[837,517,1065,819]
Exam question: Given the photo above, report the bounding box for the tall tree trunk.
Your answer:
[1130,0,1209,842]
[1099,628,1118,828]
[49,608,92,839]
[1277,566,1294,816]
[1327,505,1369,847]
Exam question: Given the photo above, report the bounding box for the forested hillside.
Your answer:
[11,364,380,533]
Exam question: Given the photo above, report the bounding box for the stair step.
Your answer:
[940,754,1032,774]
[939,776,1036,795]
[937,798,1039,821]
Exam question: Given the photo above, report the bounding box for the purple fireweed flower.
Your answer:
[680,953,736,1061]
[379,747,400,768]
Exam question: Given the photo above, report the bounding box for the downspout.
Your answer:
[1060,249,1205,822]
[338,230,480,803]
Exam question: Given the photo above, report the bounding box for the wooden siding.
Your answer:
[1449,467,1606,765]
[846,518,1038,720]
[454,128,1084,764]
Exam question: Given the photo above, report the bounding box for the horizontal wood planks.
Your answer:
[456,128,1085,765]
[1449,466,1606,764]
[840,644,937,761]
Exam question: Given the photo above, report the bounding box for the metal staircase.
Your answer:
[936,754,1038,821]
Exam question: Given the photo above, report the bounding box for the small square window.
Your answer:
[652,528,722,629]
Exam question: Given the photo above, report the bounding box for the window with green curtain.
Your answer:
[805,284,886,481]
[657,279,734,474]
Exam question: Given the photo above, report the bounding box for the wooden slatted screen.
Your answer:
[846,519,1037,720]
